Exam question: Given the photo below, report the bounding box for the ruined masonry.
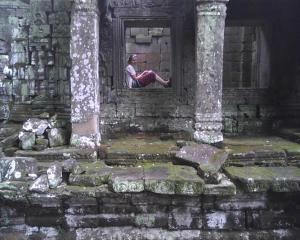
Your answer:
[0,0,300,239]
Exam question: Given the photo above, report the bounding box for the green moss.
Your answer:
[224,136,300,154]
[103,135,178,155]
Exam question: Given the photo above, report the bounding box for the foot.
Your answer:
[164,77,172,88]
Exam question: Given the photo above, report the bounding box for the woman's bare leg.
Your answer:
[153,72,169,86]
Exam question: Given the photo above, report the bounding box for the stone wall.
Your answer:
[0,0,72,122]
[0,188,299,239]
[125,27,171,89]
[0,0,299,135]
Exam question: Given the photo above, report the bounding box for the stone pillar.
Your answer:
[70,0,100,149]
[194,0,229,144]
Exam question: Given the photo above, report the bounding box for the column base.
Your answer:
[70,133,101,149]
[194,130,223,145]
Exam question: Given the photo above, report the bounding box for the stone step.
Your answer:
[224,136,300,167]
[102,134,180,166]
[68,162,236,196]
[224,166,300,193]
[15,147,97,162]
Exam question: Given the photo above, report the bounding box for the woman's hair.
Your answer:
[128,54,137,64]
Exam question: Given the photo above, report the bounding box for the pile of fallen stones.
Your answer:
[18,113,70,150]
[29,158,85,193]
[0,156,84,193]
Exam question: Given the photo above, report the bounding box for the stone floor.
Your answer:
[5,132,300,196]
[1,132,300,239]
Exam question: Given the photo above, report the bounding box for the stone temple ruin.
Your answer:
[0,0,300,239]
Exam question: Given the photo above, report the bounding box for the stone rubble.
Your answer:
[18,114,69,150]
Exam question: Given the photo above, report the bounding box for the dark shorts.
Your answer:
[132,79,141,88]
[137,72,156,87]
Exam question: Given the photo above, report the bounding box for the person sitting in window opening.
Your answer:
[126,54,171,88]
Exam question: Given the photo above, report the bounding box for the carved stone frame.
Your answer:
[112,8,184,100]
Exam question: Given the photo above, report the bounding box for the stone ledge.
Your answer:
[15,147,97,162]
[224,166,300,193]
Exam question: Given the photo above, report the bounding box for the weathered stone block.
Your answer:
[135,213,168,228]
[65,214,135,228]
[47,128,68,147]
[130,28,148,37]
[47,162,62,188]
[175,144,228,184]
[168,207,202,230]
[29,174,49,193]
[225,166,300,192]
[0,157,37,181]
[144,163,204,195]
[19,131,36,150]
[149,28,164,37]
[135,34,152,44]
[35,136,49,149]
[109,167,144,193]
[203,177,236,196]
[203,211,245,230]
[23,118,49,136]
[216,193,267,210]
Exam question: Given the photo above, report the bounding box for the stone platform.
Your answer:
[1,133,300,239]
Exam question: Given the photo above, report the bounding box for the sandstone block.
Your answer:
[47,162,63,188]
[19,131,36,150]
[225,166,300,192]
[47,128,68,147]
[29,174,49,193]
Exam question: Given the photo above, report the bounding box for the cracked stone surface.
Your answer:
[175,144,228,183]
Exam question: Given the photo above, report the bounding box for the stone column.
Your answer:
[194,0,229,144]
[70,0,100,149]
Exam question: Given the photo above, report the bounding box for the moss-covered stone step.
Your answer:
[174,144,228,184]
[15,147,97,162]
[143,163,204,195]
[224,166,300,193]
[102,135,179,166]
[203,175,236,196]
[68,162,236,196]
[224,137,300,166]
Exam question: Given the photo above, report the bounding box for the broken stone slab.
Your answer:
[0,132,19,149]
[203,174,236,196]
[62,158,85,176]
[224,166,300,192]
[144,163,204,195]
[36,136,49,146]
[19,131,36,150]
[29,174,49,193]
[49,114,68,128]
[47,162,63,188]
[39,112,50,119]
[174,144,228,184]
[47,128,68,147]
[0,156,37,182]
[22,118,49,135]
[109,167,144,193]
